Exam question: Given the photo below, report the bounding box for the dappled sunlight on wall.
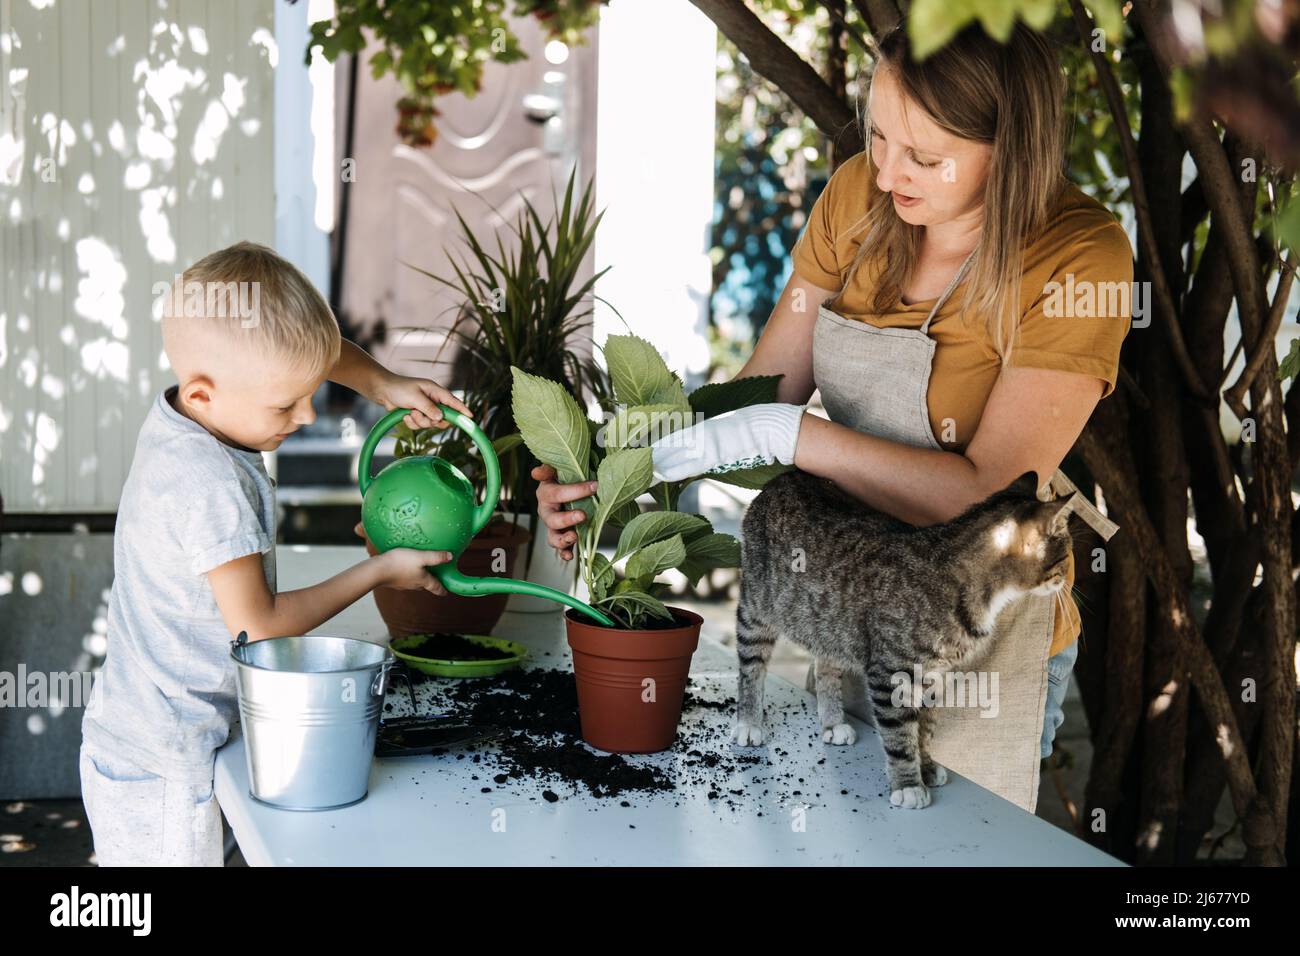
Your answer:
[0,0,274,512]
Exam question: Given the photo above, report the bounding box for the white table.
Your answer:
[214,545,1121,866]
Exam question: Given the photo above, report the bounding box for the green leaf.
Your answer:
[590,447,655,537]
[676,532,742,587]
[974,0,1015,42]
[597,404,694,449]
[492,432,523,456]
[590,552,615,603]
[614,511,710,562]
[603,335,685,407]
[602,589,673,624]
[687,375,783,420]
[368,49,392,78]
[1018,0,1057,31]
[1278,339,1300,384]
[1168,67,1196,123]
[626,533,688,579]
[510,367,591,486]
[608,498,642,528]
[613,575,653,594]
[1275,193,1300,257]
[1081,0,1124,42]
[908,0,976,60]
[704,462,793,490]
[681,516,715,542]
[654,376,689,409]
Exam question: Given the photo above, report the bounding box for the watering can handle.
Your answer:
[356,405,501,537]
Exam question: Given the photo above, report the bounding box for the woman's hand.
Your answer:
[372,372,474,431]
[531,464,599,561]
[648,403,807,483]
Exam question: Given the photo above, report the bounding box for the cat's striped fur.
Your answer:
[732,469,1072,809]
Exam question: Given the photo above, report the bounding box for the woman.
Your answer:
[533,23,1132,810]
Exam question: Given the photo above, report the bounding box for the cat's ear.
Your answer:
[1003,471,1043,499]
[1042,495,1074,532]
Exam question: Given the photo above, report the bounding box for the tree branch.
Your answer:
[1075,401,1260,822]
[1068,0,1212,402]
[849,0,901,38]
[690,0,863,157]
[1223,250,1295,417]
[821,1,873,56]
[1132,0,1271,368]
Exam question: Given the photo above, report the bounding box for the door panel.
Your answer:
[338,14,599,387]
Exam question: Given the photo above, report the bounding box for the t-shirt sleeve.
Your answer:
[1008,218,1134,398]
[181,464,273,576]
[791,152,870,291]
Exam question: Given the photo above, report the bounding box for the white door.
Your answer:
[337,13,600,386]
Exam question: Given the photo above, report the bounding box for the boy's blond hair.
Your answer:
[162,241,341,378]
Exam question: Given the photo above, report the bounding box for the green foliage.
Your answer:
[510,335,785,628]
[306,1,605,146]
[1278,339,1300,385]
[908,0,1124,59]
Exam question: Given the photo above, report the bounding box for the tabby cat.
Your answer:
[731,469,1073,809]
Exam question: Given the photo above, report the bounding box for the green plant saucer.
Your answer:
[389,633,528,678]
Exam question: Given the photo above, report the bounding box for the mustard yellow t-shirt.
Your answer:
[791,151,1133,654]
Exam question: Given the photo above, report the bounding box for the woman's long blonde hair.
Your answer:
[833,23,1067,358]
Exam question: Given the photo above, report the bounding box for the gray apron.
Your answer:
[806,255,1117,812]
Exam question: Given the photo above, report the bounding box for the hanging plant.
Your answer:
[300,0,608,147]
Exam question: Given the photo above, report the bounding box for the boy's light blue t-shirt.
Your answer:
[81,385,277,784]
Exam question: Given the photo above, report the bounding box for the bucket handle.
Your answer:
[370,657,396,699]
[377,660,420,718]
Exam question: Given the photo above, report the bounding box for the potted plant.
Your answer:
[510,334,787,752]
[358,420,531,637]
[402,168,616,614]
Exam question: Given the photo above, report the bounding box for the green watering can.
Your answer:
[358,406,615,627]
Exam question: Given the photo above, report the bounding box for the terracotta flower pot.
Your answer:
[363,518,531,638]
[564,606,702,754]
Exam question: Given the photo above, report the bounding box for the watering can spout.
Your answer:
[434,565,616,627]
[358,405,616,629]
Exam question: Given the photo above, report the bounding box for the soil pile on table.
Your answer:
[403,667,768,803]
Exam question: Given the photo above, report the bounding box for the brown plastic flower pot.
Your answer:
[364,518,531,638]
[564,606,702,754]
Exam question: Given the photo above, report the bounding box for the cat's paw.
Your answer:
[923,763,949,787]
[821,722,857,745]
[732,720,766,747]
[889,784,932,809]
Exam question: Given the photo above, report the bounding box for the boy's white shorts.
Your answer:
[78,743,224,867]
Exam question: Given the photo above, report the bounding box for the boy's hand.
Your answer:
[374,373,474,431]
[355,522,453,595]
[375,547,453,595]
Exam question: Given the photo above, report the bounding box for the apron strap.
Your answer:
[919,251,976,335]
[1044,468,1120,541]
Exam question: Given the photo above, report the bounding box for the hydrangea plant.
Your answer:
[510,335,788,629]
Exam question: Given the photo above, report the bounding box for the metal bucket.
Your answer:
[230,633,394,811]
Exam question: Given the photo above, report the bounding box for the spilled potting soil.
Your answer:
[398,632,515,661]
[382,664,880,810]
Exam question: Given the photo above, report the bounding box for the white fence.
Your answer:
[0,0,275,512]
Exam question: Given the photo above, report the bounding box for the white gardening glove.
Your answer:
[649,403,806,483]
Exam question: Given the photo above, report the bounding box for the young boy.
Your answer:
[79,241,468,866]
